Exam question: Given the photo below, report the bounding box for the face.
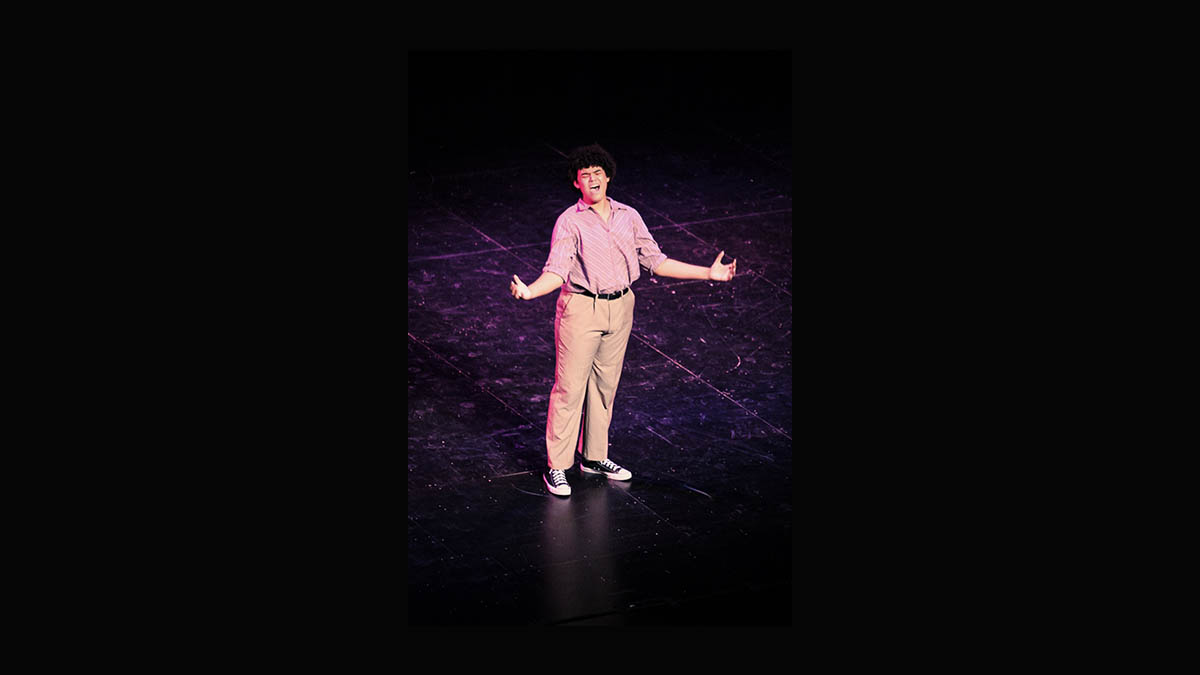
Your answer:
[573,166,610,205]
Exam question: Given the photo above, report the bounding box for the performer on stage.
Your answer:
[510,144,737,496]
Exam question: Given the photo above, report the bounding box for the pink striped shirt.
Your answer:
[542,197,668,295]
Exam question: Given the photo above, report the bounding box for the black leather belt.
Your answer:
[576,287,630,300]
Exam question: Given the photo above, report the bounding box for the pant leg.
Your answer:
[545,290,603,470]
[581,290,636,462]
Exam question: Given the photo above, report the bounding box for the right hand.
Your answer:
[510,274,531,300]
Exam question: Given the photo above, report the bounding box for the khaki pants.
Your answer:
[545,288,636,470]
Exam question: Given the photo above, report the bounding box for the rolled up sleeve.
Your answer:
[542,218,576,282]
[632,213,668,274]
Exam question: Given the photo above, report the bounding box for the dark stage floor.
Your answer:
[407,57,792,625]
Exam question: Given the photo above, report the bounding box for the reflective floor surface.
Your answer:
[408,51,793,625]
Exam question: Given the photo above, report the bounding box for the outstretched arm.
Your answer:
[510,271,564,300]
[653,251,737,282]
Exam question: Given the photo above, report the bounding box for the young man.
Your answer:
[510,144,736,496]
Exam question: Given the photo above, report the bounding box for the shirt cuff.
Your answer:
[646,255,669,275]
[542,265,569,283]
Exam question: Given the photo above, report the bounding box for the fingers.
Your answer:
[714,250,725,265]
[721,258,737,281]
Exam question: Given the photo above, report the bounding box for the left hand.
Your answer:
[708,250,737,282]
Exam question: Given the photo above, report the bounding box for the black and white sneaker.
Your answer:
[580,458,632,481]
[544,469,572,496]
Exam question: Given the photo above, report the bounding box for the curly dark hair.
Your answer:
[567,144,616,182]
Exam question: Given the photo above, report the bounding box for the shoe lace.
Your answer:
[600,460,620,471]
[549,470,566,485]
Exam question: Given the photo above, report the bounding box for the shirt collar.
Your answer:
[576,196,628,212]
